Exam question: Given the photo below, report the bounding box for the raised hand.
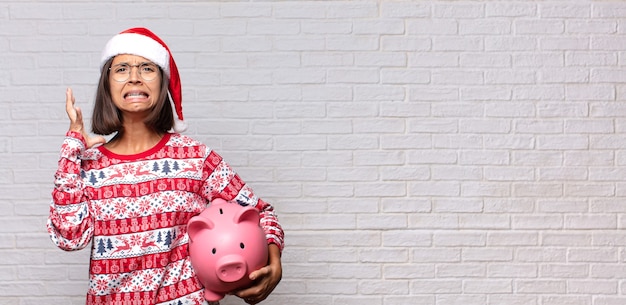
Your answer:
[65,88,106,148]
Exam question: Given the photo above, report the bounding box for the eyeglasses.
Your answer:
[109,63,160,82]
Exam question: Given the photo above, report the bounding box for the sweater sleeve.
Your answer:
[201,149,284,253]
[47,131,94,251]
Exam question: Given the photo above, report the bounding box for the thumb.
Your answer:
[86,135,107,148]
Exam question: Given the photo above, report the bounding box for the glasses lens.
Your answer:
[111,64,130,82]
[139,63,158,81]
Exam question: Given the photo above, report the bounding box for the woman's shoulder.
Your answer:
[167,133,209,150]
[166,133,223,160]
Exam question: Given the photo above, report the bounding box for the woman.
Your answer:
[47,28,284,305]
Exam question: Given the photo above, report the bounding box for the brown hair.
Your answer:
[91,57,174,135]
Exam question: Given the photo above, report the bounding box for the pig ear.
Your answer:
[187,216,214,242]
[234,207,260,225]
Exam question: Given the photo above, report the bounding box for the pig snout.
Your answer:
[216,255,247,283]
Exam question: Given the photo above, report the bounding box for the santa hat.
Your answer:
[100,27,186,132]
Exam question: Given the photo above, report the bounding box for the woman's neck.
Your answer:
[105,122,164,155]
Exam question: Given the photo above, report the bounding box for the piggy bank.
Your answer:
[187,198,269,302]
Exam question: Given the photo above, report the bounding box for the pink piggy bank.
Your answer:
[187,198,269,302]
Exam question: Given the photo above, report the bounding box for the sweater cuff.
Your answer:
[66,131,85,142]
[63,131,87,157]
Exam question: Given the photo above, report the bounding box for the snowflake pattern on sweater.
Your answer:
[48,131,284,305]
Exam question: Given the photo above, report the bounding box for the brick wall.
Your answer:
[1,1,626,304]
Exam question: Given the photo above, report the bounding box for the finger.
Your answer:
[65,88,75,115]
[234,284,262,300]
[75,106,82,123]
[249,265,270,281]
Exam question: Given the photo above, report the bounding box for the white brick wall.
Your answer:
[1,1,625,304]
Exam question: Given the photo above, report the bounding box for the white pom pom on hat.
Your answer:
[100,27,186,133]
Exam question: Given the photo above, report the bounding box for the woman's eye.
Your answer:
[141,65,156,73]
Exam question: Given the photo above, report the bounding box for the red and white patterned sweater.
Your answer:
[47,131,284,305]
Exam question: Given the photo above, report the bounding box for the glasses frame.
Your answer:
[108,62,160,82]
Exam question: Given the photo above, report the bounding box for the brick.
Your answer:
[433,37,482,51]
[568,248,618,263]
[487,232,538,246]
[486,3,537,17]
[381,36,430,52]
[487,262,538,278]
[485,36,537,51]
[539,264,588,278]
[484,198,534,213]
[459,20,512,35]
[327,135,378,150]
[434,134,483,149]
[459,214,510,229]
[330,263,381,279]
[537,101,588,118]
[460,118,511,133]
[381,2,430,18]
[353,20,405,35]
[516,280,566,294]
[541,233,592,247]
[485,69,536,83]
[538,68,588,83]
[407,20,457,35]
[307,279,357,294]
[355,52,407,67]
[567,20,617,34]
[411,279,462,293]
[355,85,405,101]
[409,181,460,197]
[484,167,534,181]
[220,3,272,17]
[409,86,459,101]
[515,20,564,34]
[513,52,564,67]
[327,68,379,84]
[461,87,511,101]
[540,3,590,18]
[381,165,429,182]
[301,21,351,35]
[381,69,429,85]
[432,102,483,117]
[436,295,485,305]
[359,248,408,263]
[353,177,407,195]
[537,199,589,213]
[512,215,564,229]
[434,232,485,247]
[432,70,483,85]
[434,3,484,18]
[381,135,431,149]
[275,135,326,151]
[410,53,459,67]
[384,263,434,279]
[488,295,538,305]
[432,166,481,181]
[327,35,379,51]
[464,279,512,293]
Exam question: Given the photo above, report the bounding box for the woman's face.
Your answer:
[108,54,162,118]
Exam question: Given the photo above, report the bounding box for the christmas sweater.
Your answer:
[47,131,284,305]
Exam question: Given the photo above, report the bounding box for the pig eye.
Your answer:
[212,248,216,254]
[240,242,245,249]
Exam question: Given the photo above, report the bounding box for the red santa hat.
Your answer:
[100,27,186,132]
